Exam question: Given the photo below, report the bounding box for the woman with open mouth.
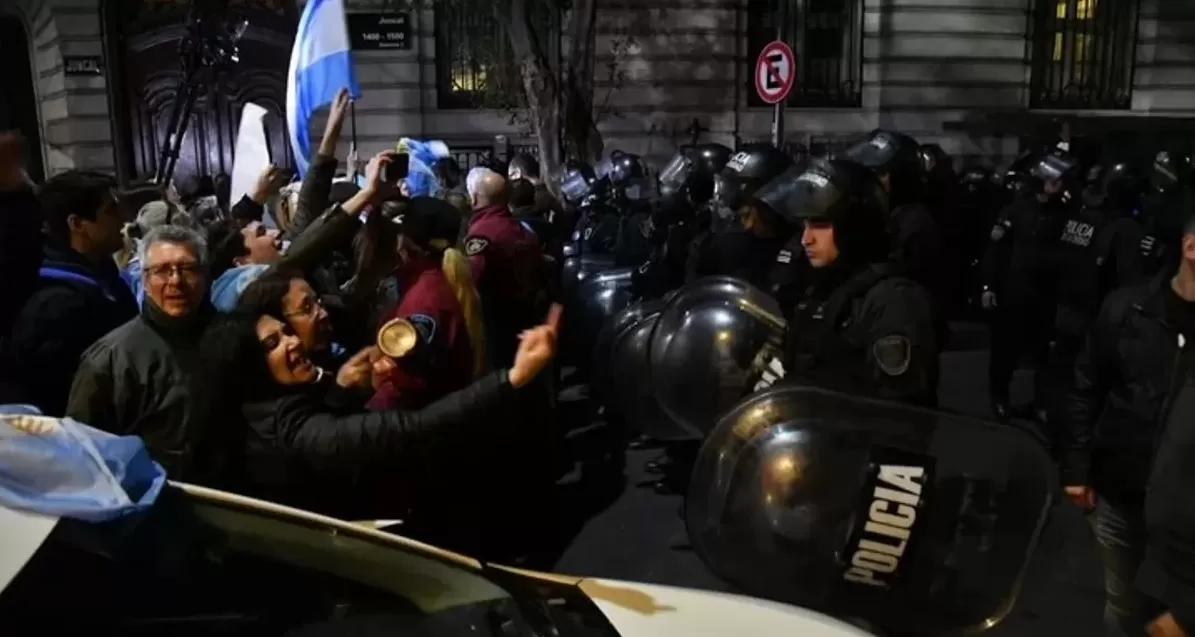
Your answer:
[199,303,562,553]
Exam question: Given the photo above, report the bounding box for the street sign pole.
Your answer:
[771,0,788,148]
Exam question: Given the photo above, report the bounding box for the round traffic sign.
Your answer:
[754,40,796,105]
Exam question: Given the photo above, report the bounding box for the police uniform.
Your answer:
[634,144,733,299]
[368,198,476,411]
[684,144,793,288]
[844,130,946,333]
[752,158,939,407]
[465,202,548,367]
[980,150,1079,416]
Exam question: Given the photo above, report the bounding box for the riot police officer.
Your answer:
[1139,149,1195,276]
[752,158,939,408]
[604,151,654,267]
[981,148,1080,421]
[843,130,944,310]
[1040,160,1148,449]
[685,144,794,288]
[632,143,731,298]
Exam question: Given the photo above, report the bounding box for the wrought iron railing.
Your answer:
[434,1,560,110]
[1029,0,1140,110]
[745,0,863,108]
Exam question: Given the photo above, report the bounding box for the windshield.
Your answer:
[0,488,621,637]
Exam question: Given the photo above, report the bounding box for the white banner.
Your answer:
[230,103,271,224]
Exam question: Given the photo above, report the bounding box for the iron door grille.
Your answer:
[1029,0,1140,110]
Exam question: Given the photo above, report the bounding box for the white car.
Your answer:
[0,481,874,636]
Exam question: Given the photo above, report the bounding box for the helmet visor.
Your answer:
[659,154,694,193]
[844,134,899,170]
[560,170,592,203]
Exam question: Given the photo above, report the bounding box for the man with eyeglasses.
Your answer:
[66,224,225,482]
[1,170,137,416]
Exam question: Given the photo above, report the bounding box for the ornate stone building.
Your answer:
[0,0,1191,189]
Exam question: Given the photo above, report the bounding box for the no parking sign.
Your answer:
[755,40,796,105]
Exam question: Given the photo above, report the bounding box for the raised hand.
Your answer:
[509,304,562,388]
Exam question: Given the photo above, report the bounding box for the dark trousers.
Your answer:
[988,296,1054,404]
[1090,497,1165,637]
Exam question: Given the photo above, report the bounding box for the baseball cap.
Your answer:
[394,196,462,250]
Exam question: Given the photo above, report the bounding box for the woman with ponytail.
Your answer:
[367,196,487,411]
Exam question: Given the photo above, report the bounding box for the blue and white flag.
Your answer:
[286,0,360,177]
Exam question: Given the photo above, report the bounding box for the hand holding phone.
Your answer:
[381,150,409,186]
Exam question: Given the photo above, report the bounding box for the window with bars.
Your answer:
[1029,0,1140,110]
[745,0,863,108]
[434,2,559,110]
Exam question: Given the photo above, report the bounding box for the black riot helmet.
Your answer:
[1083,161,1143,213]
[607,151,647,185]
[753,158,890,265]
[714,144,793,213]
[658,143,733,204]
[844,130,923,207]
[507,153,541,181]
[1150,149,1192,194]
[1028,149,1082,202]
[918,144,953,179]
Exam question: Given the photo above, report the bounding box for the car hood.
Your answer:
[576,578,874,637]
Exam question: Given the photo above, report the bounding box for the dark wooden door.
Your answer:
[104,0,296,194]
[0,16,45,182]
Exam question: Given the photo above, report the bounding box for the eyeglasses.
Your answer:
[145,262,200,282]
[284,296,323,318]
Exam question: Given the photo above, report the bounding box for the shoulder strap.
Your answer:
[39,266,116,303]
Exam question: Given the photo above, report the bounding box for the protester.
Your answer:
[200,304,560,535]
[2,171,137,415]
[66,225,223,482]
[0,131,41,344]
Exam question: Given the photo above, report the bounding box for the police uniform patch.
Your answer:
[873,335,912,377]
[407,313,437,344]
[776,250,792,264]
[464,237,488,256]
[990,224,1006,241]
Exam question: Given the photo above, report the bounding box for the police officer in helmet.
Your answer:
[752,158,939,408]
[1139,149,1195,275]
[1038,159,1148,452]
[843,130,946,334]
[686,144,794,288]
[632,143,732,298]
[981,148,1081,421]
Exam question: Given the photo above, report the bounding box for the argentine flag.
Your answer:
[286,0,360,177]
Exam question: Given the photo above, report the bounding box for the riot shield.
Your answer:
[649,277,786,438]
[607,305,690,440]
[561,268,634,370]
[686,386,1056,635]
[591,299,666,411]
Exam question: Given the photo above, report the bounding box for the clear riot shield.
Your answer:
[686,386,1056,636]
[561,268,633,370]
[649,277,786,438]
[591,300,665,412]
[607,306,687,440]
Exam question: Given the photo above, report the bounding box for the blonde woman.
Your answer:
[366,196,487,410]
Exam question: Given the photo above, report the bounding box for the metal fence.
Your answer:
[1029,0,1140,110]
[745,0,864,108]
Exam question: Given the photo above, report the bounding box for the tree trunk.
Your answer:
[561,0,603,165]
[501,0,565,196]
